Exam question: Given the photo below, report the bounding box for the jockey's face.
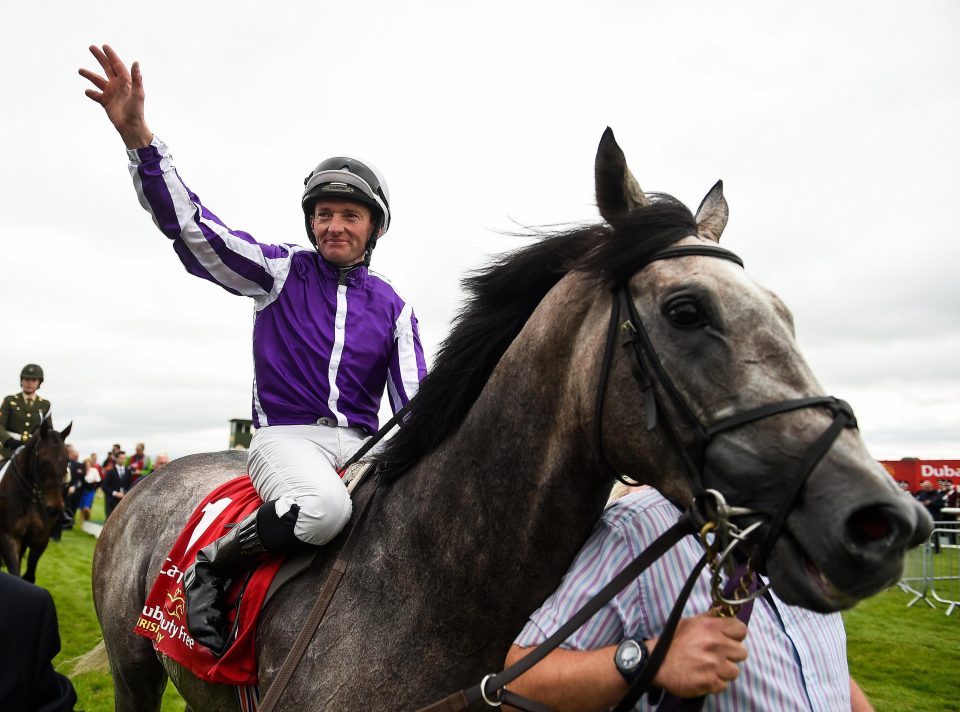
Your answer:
[310,199,375,267]
[21,377,40,395]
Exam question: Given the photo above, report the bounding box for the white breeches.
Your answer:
[247,424,367,546]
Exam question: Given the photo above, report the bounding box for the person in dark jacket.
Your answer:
[102,450,133,518]
[0,572,77,712]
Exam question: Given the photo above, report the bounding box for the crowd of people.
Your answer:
[913,480,960,521]
[63,442,171,527]
[0,363,171,530]
[913,480,960,554]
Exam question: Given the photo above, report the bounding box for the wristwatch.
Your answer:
[614,637,649,684]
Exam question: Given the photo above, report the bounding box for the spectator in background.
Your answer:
[947,484,960,511]
[129,442,152,484]
[64,446,84,521]
[78,455,102,523]
[153,453,170,470]
[915,480,945,554]
[102,450,131,518]
[0,573,77,711]
[55,445,85,538]
[102,443,122,471]
[915,480,945,521]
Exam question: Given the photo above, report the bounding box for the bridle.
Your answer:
[593,242,858,565]
[413,243,861,712]
[1,438,61,514]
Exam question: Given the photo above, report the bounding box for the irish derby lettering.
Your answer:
[137,605,195,649]
[921,464,959,479]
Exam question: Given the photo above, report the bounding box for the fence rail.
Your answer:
[897,520,960,616]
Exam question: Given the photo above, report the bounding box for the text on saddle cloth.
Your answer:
[134,475,283,685]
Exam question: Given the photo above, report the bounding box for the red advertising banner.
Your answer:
[880,460,960,493]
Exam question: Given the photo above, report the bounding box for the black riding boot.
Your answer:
[184,499,309,656]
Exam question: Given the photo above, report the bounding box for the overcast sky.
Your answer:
[2,1,957,463]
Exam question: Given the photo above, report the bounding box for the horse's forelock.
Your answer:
[576,195,699,286]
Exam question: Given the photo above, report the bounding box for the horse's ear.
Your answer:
[695,180,728,243]
[39,416,52,437]
[60,421,73,440]
[595,127,649,224]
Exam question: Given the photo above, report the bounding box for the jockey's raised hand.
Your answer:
[79,44,153,149]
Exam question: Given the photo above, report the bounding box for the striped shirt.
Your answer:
[127,137,427,433]
[515,488,851,711]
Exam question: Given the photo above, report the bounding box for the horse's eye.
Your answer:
[665,298,706,329]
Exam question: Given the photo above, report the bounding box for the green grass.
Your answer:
[844,587,960,712]
[25,496,960,711]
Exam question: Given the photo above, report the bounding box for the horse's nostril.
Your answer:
[847,506,893,544]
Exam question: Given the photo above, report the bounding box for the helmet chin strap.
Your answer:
[362,220,384,266]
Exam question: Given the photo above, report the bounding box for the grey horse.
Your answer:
[90,129,930,711]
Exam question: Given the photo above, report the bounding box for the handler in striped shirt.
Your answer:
[81,44,427,657]
[506,487,874,711]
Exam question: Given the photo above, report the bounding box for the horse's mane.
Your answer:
[377,196,698,480]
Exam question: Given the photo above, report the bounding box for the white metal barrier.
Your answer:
[898,520,960,616]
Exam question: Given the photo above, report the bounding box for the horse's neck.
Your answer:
[388,278,612,593]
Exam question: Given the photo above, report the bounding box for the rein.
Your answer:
[423,242,859,711]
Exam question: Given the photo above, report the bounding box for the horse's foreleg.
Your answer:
[0,534,21,576]
[23,540,47,583]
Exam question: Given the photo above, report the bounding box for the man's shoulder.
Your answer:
[2,393,21,404]
[600,488,683,544]
[364,270,413,307]
[604,487,677,519]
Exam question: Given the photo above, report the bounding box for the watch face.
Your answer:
[617,639,642,670]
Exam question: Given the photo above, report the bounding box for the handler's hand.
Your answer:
[79,44,153,149]
[651,612,748,697]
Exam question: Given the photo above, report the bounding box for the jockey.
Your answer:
[81,45,428,656]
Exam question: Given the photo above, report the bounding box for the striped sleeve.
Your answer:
[127,137,294,298]
[514,517,633,648]
[386,303,427,413]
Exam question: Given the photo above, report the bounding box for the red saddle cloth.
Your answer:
[133,475,284,685]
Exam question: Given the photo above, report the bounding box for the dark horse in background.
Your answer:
[0,417,71,582]
[90,129,931,711]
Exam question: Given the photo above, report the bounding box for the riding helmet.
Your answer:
[301,157,391,254]
[20,364,44,382]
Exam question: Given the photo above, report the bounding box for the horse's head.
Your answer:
[21,418,72,516]
[593,128,932,612]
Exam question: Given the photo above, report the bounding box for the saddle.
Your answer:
[133,461,375,685]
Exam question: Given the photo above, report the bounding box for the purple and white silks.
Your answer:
[127,137,427,434]
[515,488,852,712]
